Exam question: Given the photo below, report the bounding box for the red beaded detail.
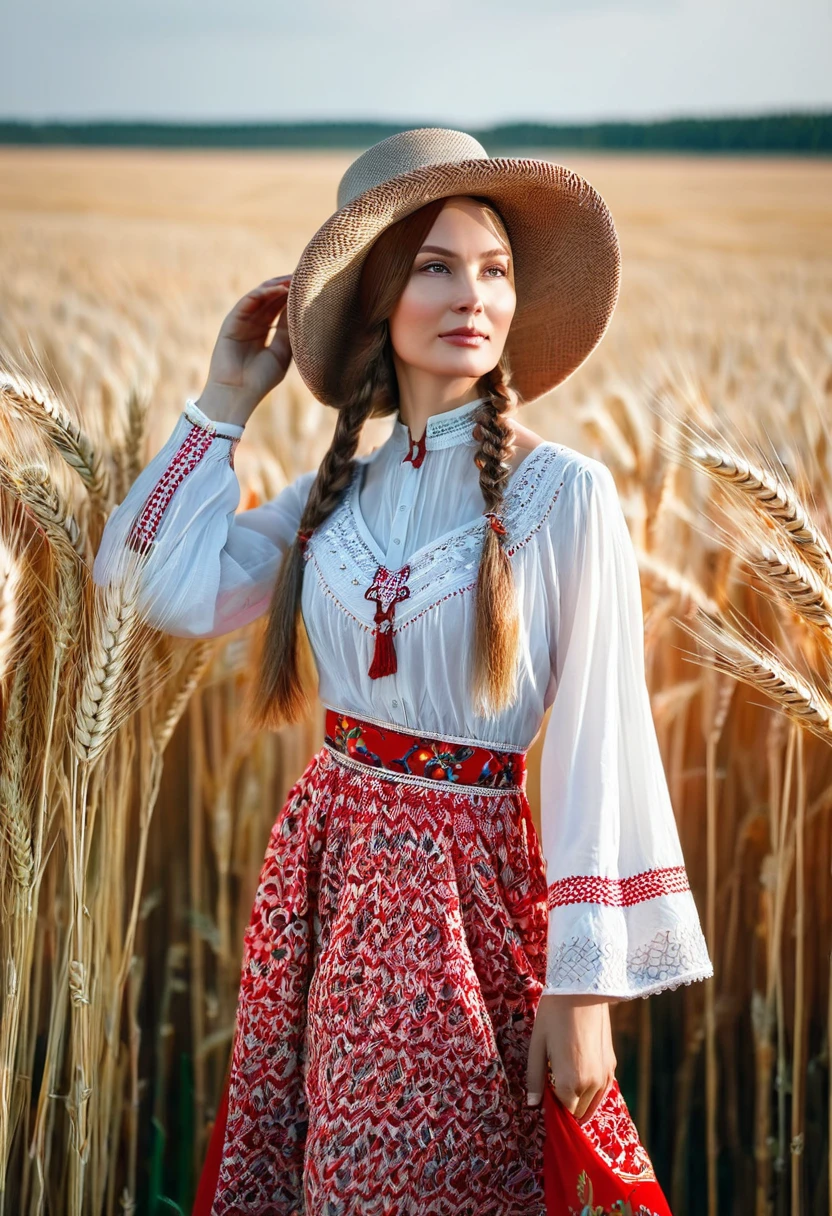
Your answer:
[127,422,214,553]
[323,708,527,789]
[484,510,507,536]
[402,426,427,468]
[363,564,411,678]
[546,864,691,910]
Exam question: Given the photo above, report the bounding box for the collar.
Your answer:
[390,395,489,457]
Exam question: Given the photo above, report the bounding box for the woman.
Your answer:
[93,128,713,1215]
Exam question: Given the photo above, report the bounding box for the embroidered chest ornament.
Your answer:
[364,564,411,677]
[295,428,509,682]
[361,508,508,680]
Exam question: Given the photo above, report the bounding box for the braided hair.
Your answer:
[246,195,523,730]
[469,356,523,717]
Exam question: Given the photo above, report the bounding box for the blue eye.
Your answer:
[422,261,449,273]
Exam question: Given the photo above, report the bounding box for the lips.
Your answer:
[439,329,489,347]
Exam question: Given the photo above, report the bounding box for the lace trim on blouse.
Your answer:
[305,442,566,606]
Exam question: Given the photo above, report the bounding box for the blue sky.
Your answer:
[4,0,829,123]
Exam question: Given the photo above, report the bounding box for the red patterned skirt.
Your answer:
[192,709,673,1216]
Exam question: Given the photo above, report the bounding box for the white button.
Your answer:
[392,699,398,707]
[399,505,406,512]
[393,537,400,545]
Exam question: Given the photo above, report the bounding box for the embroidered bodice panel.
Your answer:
[92,394,714,1000]
[298,427,566,750]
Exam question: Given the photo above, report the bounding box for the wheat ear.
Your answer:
[746,542,832,634]
[676,609,832,746]
[0,662,35,900]
[0,372,110,502]
[687,442,832,581]
[73,577,143,765]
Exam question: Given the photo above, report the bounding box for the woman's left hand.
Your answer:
[525,993,617,1124]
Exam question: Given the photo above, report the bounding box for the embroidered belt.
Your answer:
[323,708,526,790]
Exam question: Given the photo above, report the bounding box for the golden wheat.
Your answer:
[0,147,828,1216]
[72,577,143,765]
[687,441,832,579]
[676,607,832,743]
[0,370,109,503]
[746,541,832,633]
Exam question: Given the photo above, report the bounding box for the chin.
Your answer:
[433,352,496,378]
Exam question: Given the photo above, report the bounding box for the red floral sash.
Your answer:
[323,708,527,790]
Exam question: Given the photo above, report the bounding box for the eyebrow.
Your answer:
[418,244,511,259]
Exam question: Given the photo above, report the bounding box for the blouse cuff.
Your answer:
[184,396,246,440]
[541,882,714,1000]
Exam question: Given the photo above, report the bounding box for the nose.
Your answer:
[450,271,485,315]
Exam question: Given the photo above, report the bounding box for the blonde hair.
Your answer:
[245,195,523,731]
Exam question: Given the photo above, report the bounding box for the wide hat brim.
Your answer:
[286,155,621,408]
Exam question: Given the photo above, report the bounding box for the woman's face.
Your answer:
[388,196,516,386]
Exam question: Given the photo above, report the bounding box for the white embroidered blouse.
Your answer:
[93,393,714,1001]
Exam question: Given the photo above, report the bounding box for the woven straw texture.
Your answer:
[286,128,621,408]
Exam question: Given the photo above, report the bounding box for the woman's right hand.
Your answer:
[197,274,294,427]
[526,993,616,1123]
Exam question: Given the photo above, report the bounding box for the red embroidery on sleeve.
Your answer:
[127,422,215,553]
[547,865,690,909]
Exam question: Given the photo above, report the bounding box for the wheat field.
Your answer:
[0,146,831,1215]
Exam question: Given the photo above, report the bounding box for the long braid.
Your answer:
[470,360,522,716]
[245,193,520,728]
[244,325,389,731]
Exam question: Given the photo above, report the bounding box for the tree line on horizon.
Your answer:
[0,111,829,153]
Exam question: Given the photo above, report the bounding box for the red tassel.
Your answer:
[368,624,398,678]
[364,564,411,680]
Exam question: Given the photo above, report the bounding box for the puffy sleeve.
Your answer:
[92,397,317,638]
[538,456,713,1000]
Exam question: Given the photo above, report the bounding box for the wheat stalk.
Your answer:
[152,640,214,753]
[0,663,34,900]
[18,464,87,562]
[122,384,147,494]
[0,372,110,503]
[72,578,143,766]
[746,541,832,634]
[686,441,832,581]
[676,608,832,745]
[0,459,87,565]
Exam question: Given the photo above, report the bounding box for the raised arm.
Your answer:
[92,398,316,638]
[92,271,320,638]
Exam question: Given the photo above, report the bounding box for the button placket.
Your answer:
[384,459,419,567]
[379,457,422,712]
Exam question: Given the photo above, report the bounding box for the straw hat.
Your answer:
[286,127,621,408]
